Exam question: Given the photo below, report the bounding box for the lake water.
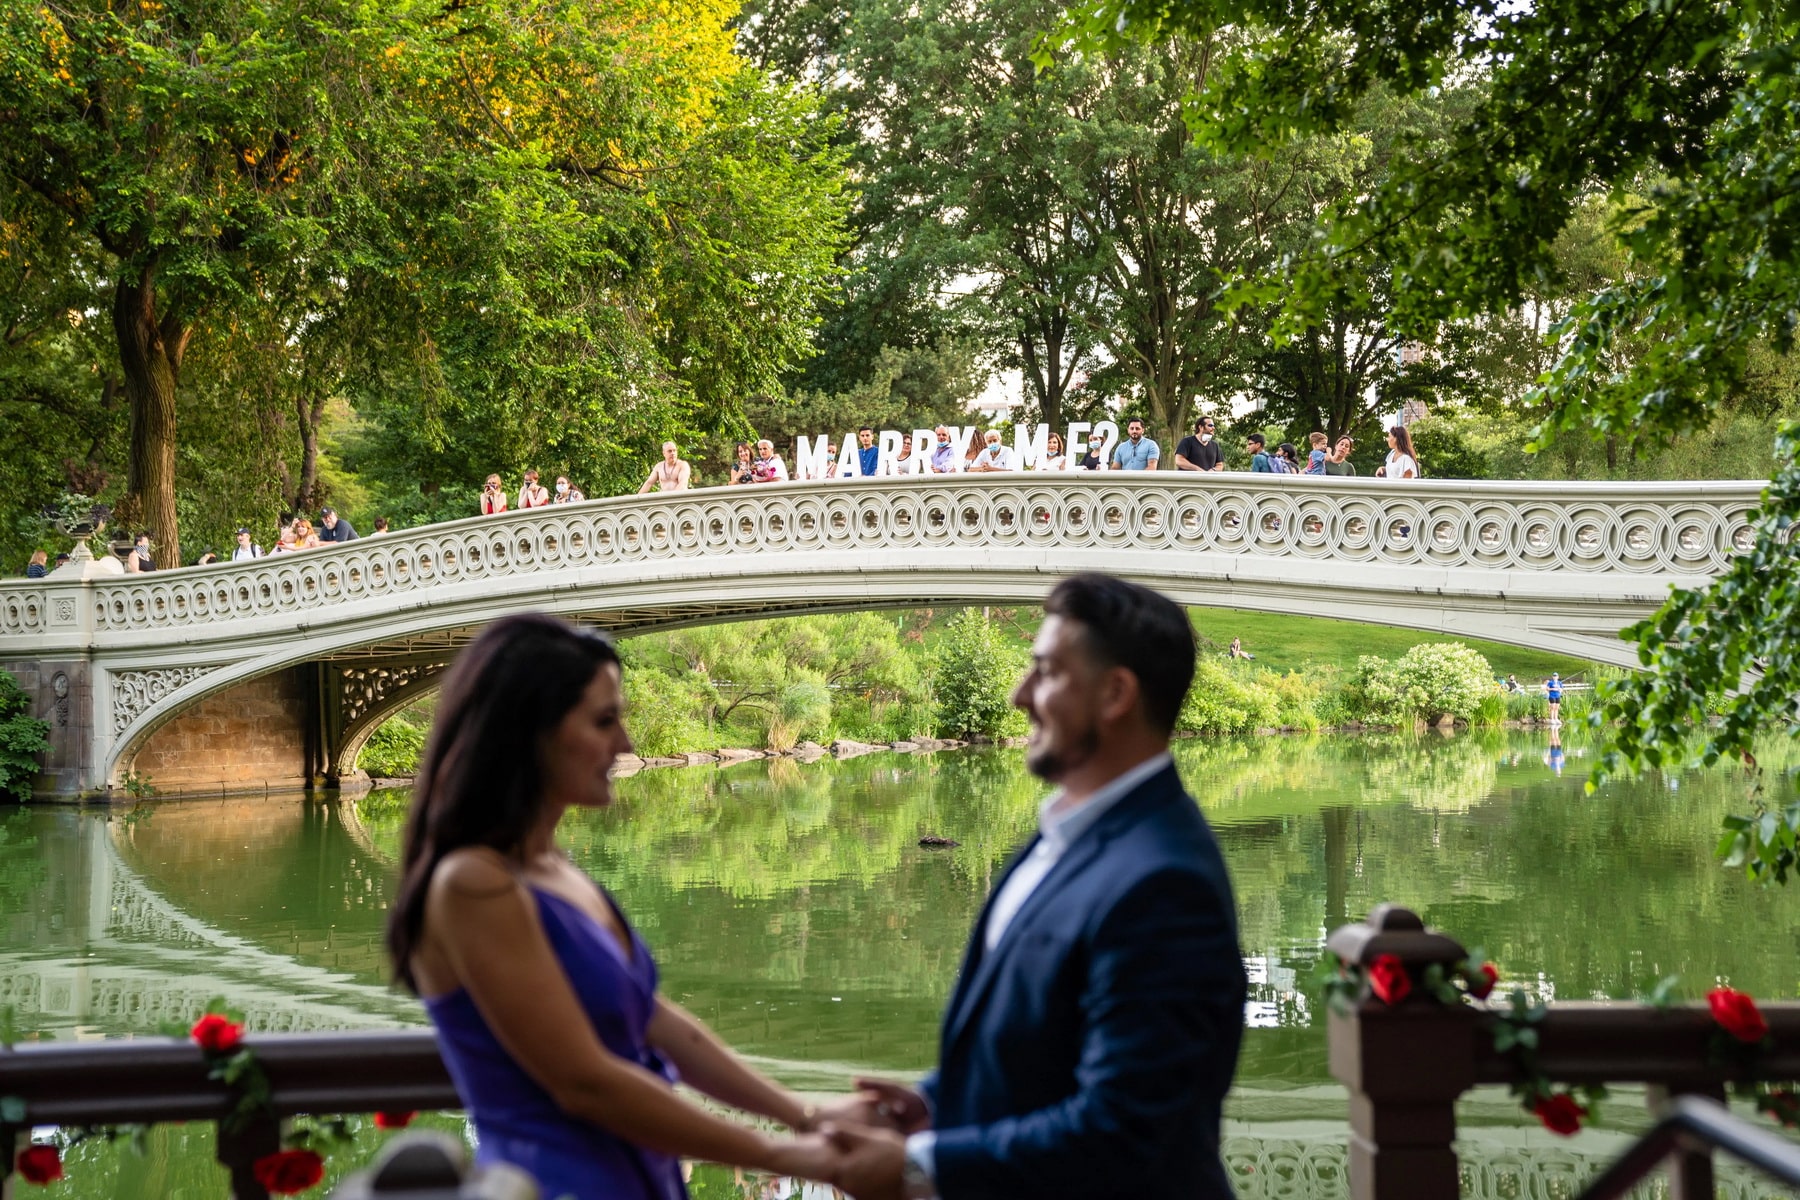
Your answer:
[4,732,1795,1198]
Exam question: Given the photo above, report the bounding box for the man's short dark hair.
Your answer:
[1246,433,1266,448]
[858,426,873,435]
[1043,574,1195,735]
[1195,416,1214,432]
[1126,417,1144,427]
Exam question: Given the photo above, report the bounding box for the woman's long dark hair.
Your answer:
[1390,424,1418,465]
[385,613,620,993]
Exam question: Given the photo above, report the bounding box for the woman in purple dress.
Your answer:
[386,615,851,1200]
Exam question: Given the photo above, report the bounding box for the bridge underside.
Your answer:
[87,567,1639,800]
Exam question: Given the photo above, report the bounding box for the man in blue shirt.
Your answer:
[857,426,881,478]
[1245,433,1276,472]
[1109,419,1159,471]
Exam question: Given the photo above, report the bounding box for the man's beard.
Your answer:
[1025,718,1101,782]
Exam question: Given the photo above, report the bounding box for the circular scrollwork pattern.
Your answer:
[5,479,1751,641]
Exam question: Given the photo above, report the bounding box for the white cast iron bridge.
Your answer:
[0,474,1764,796]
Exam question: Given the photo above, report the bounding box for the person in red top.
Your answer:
[518,469,552,509]
[481,474,508,516]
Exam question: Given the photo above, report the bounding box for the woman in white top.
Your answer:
[1375,425,1419,480]
[639,442,692,493]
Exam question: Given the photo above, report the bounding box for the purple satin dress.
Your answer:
[424,887,687,1200]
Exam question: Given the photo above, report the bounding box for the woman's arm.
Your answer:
[425,854,822,1173]
[649,997,812,1129]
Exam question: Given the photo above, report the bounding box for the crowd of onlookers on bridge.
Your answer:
[22,418,1423,576]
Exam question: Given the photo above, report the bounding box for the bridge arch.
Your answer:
[0,475,1759,796]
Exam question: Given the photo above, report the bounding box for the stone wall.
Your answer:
[125,668,311,795]
[1,659,92,798]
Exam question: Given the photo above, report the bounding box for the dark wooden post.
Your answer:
[1646,1082,1724,1200]
[215,1111,281,1200]
[1327,903,1479,1200]
[1,1122,22,1200]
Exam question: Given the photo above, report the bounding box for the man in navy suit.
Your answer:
[827,574,1246,1200]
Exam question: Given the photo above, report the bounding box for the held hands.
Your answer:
[763,1080,926,1198]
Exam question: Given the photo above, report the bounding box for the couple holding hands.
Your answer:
[386,574,1245,1200]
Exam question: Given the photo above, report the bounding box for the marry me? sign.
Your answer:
[792,422,1120,479]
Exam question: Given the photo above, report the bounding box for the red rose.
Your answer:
[1532,1093,1586,1136]
[190,1012,245,1054]
[16,1144,64,1185]
[1468,962,1499,1000]
[252,1148,325,1194]
[1367,954,1411,1005]
[1708,987,1769,1044]
[374,1111,416,1130]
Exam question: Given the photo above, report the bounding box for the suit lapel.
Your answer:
[940,770,1179,1053]
[939,834,1039,1043]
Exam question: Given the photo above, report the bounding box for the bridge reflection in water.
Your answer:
[4,738,1795,1199]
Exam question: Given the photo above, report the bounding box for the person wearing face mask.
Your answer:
[968,430,1016,472]
[639,442,692,493]
[551,476,586,504]
[1175,417,1225,472]
[1077,433,1105,471]
[518,470,551,509]
[930,426,961,473]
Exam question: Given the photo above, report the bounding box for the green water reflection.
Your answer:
[4,731,1797,1198]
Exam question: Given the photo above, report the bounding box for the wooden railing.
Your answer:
[1328,905,1800,1200]
[0,1031,455,1199]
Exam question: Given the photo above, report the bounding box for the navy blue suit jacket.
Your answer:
[920,761,1245,1200]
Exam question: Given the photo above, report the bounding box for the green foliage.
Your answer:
[624,612,931,753]
[0,0,851,556]
[1405,416,1491,480]
[932,610,1029,740]
[1177,658,1282,735]
[0,673,49,802]
[356,721,427,780]
[1049,0,1800,876]
[1341,643,1496,726]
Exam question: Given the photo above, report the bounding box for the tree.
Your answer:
[1052,0,1800,875]
[2,0,849,558]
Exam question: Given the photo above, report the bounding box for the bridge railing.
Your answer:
[0,1030,455,1199]
[1,475,1765,646]
[1329,904,1800,1200]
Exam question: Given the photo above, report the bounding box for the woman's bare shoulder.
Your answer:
[427,847,527,912]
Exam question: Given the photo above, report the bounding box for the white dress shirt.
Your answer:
[904,751,1174,1193]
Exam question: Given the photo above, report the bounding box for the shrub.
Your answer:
[1340,643,1496,725]
[1177,659,1281,735]
[932,609,1028,739]
[0,672,50,802]
[357,718,427,778]
[623,671,715,758]
[751,672,833,752]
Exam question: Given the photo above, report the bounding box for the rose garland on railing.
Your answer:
[8,1005,422,1192]
[1707,987,1800,1131]
[1325,948,1607,1136]
[1322,956,1798,1138]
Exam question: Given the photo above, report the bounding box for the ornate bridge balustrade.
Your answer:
[0,475,1765,797]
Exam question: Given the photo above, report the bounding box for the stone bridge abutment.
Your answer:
[0,475,1763,799]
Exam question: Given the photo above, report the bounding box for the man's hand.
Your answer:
[850,1077,932,1133]
[824,1122,907,1200]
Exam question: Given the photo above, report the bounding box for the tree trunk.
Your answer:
[113,264,189,569]
[293,388,326,515]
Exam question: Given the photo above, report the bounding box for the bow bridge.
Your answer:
[0,474,1762,798]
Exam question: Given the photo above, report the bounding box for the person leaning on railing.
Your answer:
[385,616,879,1200]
